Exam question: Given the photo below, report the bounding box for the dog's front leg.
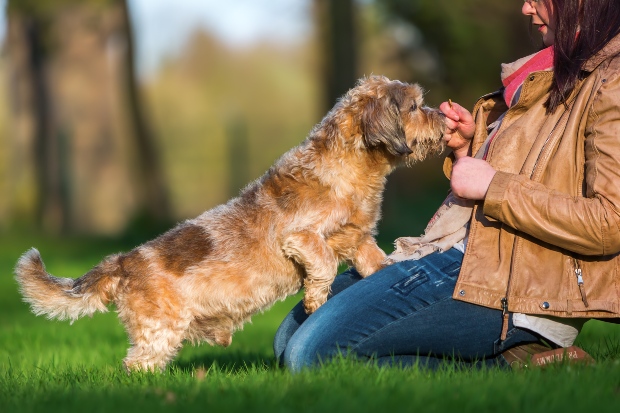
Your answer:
[351,235,387,277]
[282,231,339,314]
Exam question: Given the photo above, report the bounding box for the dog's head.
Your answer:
[337,75,445,165]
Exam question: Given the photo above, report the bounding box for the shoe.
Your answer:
[502,343,595,369]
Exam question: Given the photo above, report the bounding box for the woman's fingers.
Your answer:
[444,117,458,132]
[439,101,460,121]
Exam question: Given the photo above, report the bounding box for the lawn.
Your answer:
[1,234,619,413]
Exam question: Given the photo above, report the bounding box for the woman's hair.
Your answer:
[547,0,620,112]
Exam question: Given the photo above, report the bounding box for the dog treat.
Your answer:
[448,99,453,109]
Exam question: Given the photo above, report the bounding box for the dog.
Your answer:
[15,75,445,372]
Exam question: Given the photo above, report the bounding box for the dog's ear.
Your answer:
[361,91,412,156]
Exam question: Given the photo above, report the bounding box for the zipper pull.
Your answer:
[500,297,509,340]
[574,261,589,308]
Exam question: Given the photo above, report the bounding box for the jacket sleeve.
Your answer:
[482,68,620,257]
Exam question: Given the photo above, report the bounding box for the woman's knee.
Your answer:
[282,326,331,373]
[280,304,349,372]
[274,269,363,367]
[273,300,308,362]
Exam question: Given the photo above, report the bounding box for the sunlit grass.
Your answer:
[1,235,620,413]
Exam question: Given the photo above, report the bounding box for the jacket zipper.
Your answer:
[500,232,520,341]
[530,108,572,176]
[500,297,509,340]
[500,255,590,340]
[573,258,589,307]
[501,105,575,337]
[489,78,573,340]
[497,84,543,340]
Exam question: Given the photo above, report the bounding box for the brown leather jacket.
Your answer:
[448,34,620,320]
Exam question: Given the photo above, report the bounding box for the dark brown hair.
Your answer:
[547,0,620,112]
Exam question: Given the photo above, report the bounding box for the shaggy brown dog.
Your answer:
[15,75,445,372]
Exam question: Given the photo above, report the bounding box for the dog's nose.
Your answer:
[395,142,414,156]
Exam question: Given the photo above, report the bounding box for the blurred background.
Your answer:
[3,2,620,379]
[0,0,538,246]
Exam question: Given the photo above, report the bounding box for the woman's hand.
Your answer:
[450,156,496,200]
[439,101,475,159]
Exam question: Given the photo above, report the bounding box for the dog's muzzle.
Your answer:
[394,141,414,156]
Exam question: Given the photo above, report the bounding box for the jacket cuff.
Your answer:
[482,171,514,220]
[443,153,456,179]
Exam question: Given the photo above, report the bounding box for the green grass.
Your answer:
[1,235,620,413]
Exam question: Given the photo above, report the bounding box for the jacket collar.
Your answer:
[583,31,620,72]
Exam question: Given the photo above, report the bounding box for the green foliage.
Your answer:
[0,236,620,412]
[144,31,320,218]
[374,0,539,106]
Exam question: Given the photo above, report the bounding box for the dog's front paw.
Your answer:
[303,296,326,314]
[359,261,385,278]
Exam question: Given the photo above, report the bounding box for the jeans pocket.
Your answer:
[392,268,429,295]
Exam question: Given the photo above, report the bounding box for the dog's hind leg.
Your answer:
[350,235,387,277]
[122,318,187,372]
[282,231,339,314]
[117,290,190,372]
[187,315,234,347]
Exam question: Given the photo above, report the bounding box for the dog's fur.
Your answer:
[14,76,445,371]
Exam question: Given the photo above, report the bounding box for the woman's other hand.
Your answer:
[450,156,496,200]
[439,101,475,159]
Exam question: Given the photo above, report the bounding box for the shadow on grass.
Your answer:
[173,351,280,374]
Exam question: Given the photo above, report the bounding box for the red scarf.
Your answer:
[502,46,554,107]
[480,46,555,160]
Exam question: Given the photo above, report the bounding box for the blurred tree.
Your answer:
[5,0,171,235]
[314,0,360,112]
[139,29,318,219]
[371,0,538,107]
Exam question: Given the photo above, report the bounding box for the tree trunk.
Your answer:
[314,0,359,112]
[118,0,172,224]
[5,0,171,235]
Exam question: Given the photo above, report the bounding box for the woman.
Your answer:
[274,0,620,371]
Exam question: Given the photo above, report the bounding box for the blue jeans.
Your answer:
[274,248,542,372]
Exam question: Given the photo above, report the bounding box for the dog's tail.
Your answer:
[14,248,122,323]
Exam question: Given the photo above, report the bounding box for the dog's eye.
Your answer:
[410,103,418,111]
